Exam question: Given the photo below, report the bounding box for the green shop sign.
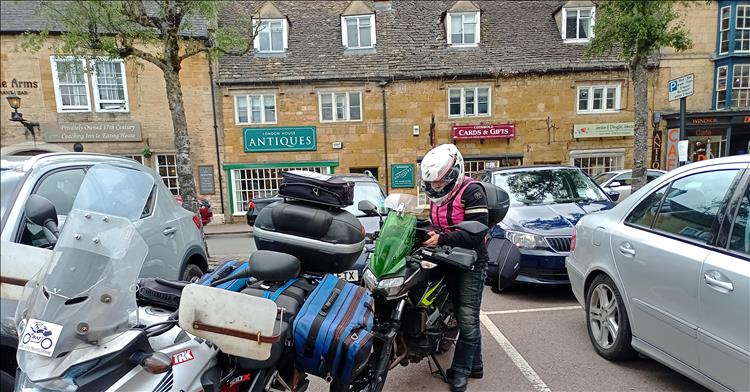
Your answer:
[391,163,415,189]
[243,126,317,152]
[573,122,635,139]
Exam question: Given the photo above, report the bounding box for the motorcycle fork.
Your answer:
[371,298,406,386]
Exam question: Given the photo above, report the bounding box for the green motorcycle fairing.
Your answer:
[369,211,416,278]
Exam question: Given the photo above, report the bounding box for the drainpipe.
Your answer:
[380,81,389,194]
[208,55,226,215]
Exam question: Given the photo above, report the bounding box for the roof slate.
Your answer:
[217,0,630,84]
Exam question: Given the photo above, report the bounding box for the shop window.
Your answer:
[254,19,288,53]
[716,66,728,109]
[562,7,594,42]
[319,92,362,122]
[342,14,376,49]
[157,154,180,195]
[577,85,620,114]
[50,57,128,113]
[448,87,490,117]
[570,149,624,177]
[446,12,480,46]
[732,64,750,108]
[121,154,144,164]
[720,6,730,54]
[736,5,750,53]
[231,166,332,214]
[235,94,277,124]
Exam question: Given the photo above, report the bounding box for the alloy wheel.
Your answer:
[588,283,620,350]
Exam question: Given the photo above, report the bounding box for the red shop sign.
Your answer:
[452,124,515,140]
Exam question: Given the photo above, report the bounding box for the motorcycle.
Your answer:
[344,194,490,392]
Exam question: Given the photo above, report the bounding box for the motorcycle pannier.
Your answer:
[253,200,365,273]
[293,274,374,385]
[279,170,354,207]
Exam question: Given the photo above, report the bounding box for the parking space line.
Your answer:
[482,305,581,316]
[480,314,552,392]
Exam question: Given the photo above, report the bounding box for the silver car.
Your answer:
[567,155,749,392]
[593,169,666,201]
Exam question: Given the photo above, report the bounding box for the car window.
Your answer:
[651,170,739,244]
[646,171,664,183]
[614,172,632,186]
[626,184,668,228]
[22,168,86,248]
[494,169,609,205]
[594,172,618,185]
[728,186,750,256]
[141,186,157,218]
[1,169,25,220]
[343,182,386,217]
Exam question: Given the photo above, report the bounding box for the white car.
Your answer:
[567,155,749,392]
[594,169,666,201]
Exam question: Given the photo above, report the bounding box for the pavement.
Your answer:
[204,222,252,236]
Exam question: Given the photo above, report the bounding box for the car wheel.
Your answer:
[585,274,637,361]
[181,263,204,282]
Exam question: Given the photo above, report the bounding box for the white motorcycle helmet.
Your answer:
[420,144,465,205]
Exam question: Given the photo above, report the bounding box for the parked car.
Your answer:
[566,155,749,392]
[477,165,617,290]
[594,169,666,201]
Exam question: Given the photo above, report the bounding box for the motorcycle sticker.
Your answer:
[18,318,63,357]
[172,349,195,365]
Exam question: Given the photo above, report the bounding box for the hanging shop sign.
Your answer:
[573,122,634,139]
[452,124,515,140]
[243,126,317,152]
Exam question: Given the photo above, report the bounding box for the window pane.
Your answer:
[237,96,248,123]
[729,187,750,255]
[464,88,475,115]
[477,87,489,114]
[35,169,86,216]
[626,185,667,228]
[360,23,372,47]
[451,14,462,43]
[578,88,589,111]
[449,89,461,115]
[251,96,262,123]
[464,21,476,44]
[264,95,276,123]
[605,88,616,109]
[259,22,271,52]
[347,18,359,47]
[578,12,591,39]
[566,13,577,39]
[270,21,283,51]
[335,93,347,120]
[464,12,476,23]
[321,94,333,121]
[653,170,739,244]
[592,88,603,110]
[348,93,361,120]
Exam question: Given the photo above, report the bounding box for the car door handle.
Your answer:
[704,271,734,292]
[618,242,636,257]
[162,227,177,236]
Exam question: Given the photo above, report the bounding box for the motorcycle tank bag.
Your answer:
[293,274,374,385]
[237,278,314,369]
[196,259,252,291]
[253,200,365,273]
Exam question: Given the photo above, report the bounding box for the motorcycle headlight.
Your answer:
[363,269,378,292]
[505,230,548,250]
[378,277,404,289]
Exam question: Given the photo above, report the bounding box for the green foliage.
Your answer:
[586,0,693,66]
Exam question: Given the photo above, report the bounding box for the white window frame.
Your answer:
[91,59,129,112]
[736,5,750,53]
[732,64,750,108]
[446,11,480,47]
[253,18,288,53]
[576,84,621,114]
[569,149,625,177]
[234,94,277,125]
[562,7,595,42]
[716,65,728,110]
[50,56,91,113]
[318,91,363,122]
[156,154,180,196]
[230,166,332,215]
[341,14,376,49]
[121,154,143,164]
[720,6,731,54]
[447,86,491,118]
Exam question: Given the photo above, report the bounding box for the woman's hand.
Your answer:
[423,231,440,247]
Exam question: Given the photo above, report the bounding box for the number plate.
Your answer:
[336,270,359,282]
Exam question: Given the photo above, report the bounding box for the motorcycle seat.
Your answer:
[248,250,301,281]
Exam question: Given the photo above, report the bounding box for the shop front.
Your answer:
[664,111,750,169]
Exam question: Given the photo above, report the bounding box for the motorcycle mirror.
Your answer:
[132,351,172,374]
[358,200,379,216]
[25,194,60,237]
[448,221,488,236]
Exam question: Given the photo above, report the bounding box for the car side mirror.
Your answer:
[358,200,379,216]
[448,221,489,236]
[606,189,620,202]
[25,194,60,237]
[609,181,621,188]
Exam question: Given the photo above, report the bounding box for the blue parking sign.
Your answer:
[669,81,677,92]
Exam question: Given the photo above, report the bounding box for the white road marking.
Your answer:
[481,305,581,315]
[480,314,552,392]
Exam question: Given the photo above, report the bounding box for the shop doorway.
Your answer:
[730,124,750,156]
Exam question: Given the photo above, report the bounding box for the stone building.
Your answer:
[0,2,226,218]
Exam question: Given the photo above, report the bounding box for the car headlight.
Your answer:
[505,230,548,250]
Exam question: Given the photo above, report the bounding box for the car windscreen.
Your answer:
[593,172,618,185]
[1,169,25,219]
[493,169,609,206]
[344,182,385,216]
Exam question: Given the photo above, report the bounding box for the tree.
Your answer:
[587,0,692,192]
[24,0,253,212]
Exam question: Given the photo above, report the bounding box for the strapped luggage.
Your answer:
[279,171,354,207]
[196,259,252,291]
[293,274,374,385]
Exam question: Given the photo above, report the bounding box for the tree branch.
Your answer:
[122,0,161,29]
[179,45,209,61]
[119,39,168,70]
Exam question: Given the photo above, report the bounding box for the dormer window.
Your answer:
[447,11,480,46]
[342,14,376,49]
[562,7,594,42]
[254,19,288,53]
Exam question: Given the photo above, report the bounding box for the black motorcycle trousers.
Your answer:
[445,263,486,377]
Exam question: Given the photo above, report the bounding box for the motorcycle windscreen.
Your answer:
[370,211,416,277]
[15,164,153,381]
[179,284,278,360]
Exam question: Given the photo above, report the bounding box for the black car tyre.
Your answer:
[585,274,637,361]
[181,263,204,282]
